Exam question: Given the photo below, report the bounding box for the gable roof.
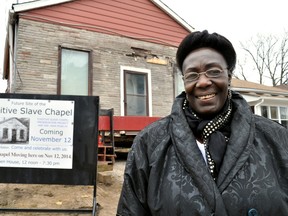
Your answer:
[0,117,27,128]
[150,0,194,32]
[3,0,194,80]
[12,0,194,32]
[8,0,194,49]
[231,78,288,107]
[231,78,288,97]
[276,84,288,90]
[12,0,72,12]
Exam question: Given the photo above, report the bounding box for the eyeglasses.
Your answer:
[183,68,227,82]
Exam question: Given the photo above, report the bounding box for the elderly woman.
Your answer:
[117,30,288,216]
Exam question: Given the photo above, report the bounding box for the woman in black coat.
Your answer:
[117,30,288,216]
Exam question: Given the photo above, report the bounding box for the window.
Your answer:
[270,106,278,119]
[20,130,25,139]
[120,67,151,116]
[280,107,288,128]
[260,105,288,128]
[260,106,268,118]
[58,47,92,95]
[174,67,184,97]
[2,128,8,139]
[124,71,148,116]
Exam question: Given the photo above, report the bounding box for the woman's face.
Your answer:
[182,48,231,118]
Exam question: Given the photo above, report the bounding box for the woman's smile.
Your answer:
[197,93,216,100]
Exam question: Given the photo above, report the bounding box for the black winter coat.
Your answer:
[117,91,288,216]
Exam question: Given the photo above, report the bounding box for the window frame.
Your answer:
[20,129,25,139]
[120,66,152,116]
[260,105,288,128]
[57,46,93,95]
[124,71,148,116]
[2,128,8,139]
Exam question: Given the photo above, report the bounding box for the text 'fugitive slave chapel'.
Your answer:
[0,98,75,169]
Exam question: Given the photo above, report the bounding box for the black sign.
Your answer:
[0,93,99,185]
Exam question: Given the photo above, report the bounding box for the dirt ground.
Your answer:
[0,160,126,216]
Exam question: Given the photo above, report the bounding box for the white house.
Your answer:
[231,78,288,128]
[0,117,29,143]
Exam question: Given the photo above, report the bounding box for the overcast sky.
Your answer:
[163,0,288,47]
[162,0,288,84]
[1,0,288,92]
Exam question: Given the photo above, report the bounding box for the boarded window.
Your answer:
[59,48,92,96]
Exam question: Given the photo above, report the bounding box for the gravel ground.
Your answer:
[0,160,126,216]
[97,160,126,216]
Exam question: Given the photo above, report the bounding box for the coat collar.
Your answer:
[169,91,255,212]
[217,91,255,190]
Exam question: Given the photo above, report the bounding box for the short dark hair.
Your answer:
[176,30,236,74]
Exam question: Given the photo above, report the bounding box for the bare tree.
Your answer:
[279,36,288,85]
[234,59,248,81]
[238,32,288,86]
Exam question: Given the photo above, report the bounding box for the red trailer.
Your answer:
[98,109,161,162]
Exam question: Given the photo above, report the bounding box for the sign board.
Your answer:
[0,94,99,185]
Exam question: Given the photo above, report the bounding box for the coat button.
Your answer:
[248,208,258,216]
